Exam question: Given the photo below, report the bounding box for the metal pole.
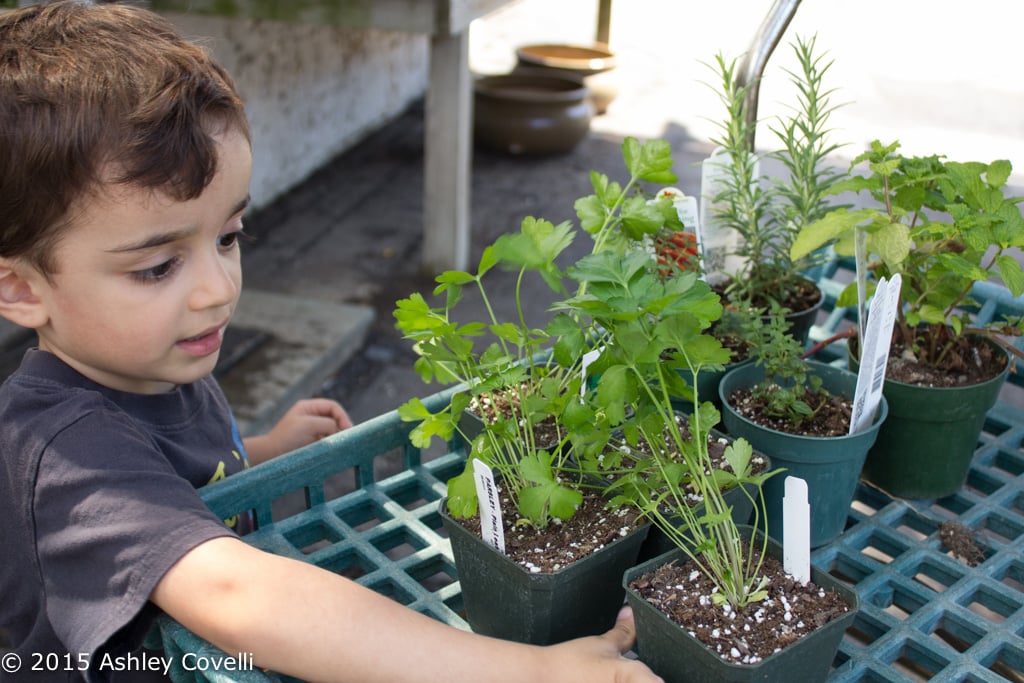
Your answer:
[735,0,802,151]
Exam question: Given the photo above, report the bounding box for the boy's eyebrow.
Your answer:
[106,195,251,254]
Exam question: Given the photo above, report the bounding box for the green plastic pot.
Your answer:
[850,337,1010,499]
[624,526,859,683]
[719,361,887,548]
[440,497,650,644]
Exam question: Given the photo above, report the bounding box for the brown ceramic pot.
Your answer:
[515,43,618,114]
[473,70,593,156]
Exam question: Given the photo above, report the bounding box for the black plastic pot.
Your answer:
[440,497,649,644]
[624,526,859,683]
[773,282,825,349]
[635,478,761,563]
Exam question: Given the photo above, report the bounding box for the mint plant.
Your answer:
[791,140,1024,371]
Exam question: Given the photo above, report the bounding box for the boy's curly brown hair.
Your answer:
[0,0,250,278]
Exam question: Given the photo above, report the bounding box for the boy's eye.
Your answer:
[218,229,251,250]
[130,257,182,284]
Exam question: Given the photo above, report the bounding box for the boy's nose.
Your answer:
[190,252,240,311]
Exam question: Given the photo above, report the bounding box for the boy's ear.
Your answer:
[0,260,49,329]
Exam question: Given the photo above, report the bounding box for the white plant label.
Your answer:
[782,476,811,585]
[849,274,902,435]
[699,146,753,284]
[580,348,602,397]
[472,459,505,553]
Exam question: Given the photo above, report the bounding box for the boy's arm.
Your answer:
[243,398,353,465]
[151,536,661,683]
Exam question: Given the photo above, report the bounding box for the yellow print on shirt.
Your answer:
[206,450,247,528]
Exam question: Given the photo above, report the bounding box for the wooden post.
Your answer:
[595,0,612,46]
[422,30,472,274]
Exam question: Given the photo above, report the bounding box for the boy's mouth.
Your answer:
[177,325,225,357]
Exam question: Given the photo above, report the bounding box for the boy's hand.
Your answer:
[244,398,352,464]
[545,606,664,683]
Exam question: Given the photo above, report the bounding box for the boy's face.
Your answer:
[30,127,252,394]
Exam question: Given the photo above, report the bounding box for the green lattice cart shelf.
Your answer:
[154,268,1024,683]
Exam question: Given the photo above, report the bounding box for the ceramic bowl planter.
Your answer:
[850,336,1011,499]
[719,361,888,548]
[473,70,593,156]
[514,43,618,114]
[440,497,649,645]
[624,526,859,683]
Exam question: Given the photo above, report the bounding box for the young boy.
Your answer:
[0,3,661,682]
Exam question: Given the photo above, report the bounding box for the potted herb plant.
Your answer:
[622,523,859,683]
[394,137,687,644]
[557,249,858,683]
[718,311,888,547]
[791,140,1024,499]
[549,243,775,555]
[702,36,847,346]
[395,217,652,644]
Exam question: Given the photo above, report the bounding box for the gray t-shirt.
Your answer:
[0,350,250,682]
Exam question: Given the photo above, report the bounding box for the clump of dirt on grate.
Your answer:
[939,521,985,567]
[630,548,851,665]
[457,491,644,573]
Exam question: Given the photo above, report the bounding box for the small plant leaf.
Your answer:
[790,208,876,260]
[446,458,479,518]
[723,437,754,478]
[997,254,1024,297]
[866,221,911,269]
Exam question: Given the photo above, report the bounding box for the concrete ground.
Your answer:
[235,0,1024,426]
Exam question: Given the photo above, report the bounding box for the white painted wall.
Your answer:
[166,14,429,209]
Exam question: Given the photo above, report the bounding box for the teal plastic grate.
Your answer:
[152,275,1024,683]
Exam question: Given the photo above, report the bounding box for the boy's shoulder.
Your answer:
[0,350,121,431]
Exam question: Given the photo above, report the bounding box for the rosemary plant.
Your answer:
[706,35,847,314]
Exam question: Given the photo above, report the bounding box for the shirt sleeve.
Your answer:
[32,409,236,663]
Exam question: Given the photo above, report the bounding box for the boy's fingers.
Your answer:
[300,399,353,429]
[605,605,637,654]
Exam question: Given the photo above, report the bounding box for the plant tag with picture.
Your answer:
[655,187,702,240]
[650,189,703,277]
[782,476,811,585]
[472,459,505,553]
[850,274,902,435]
